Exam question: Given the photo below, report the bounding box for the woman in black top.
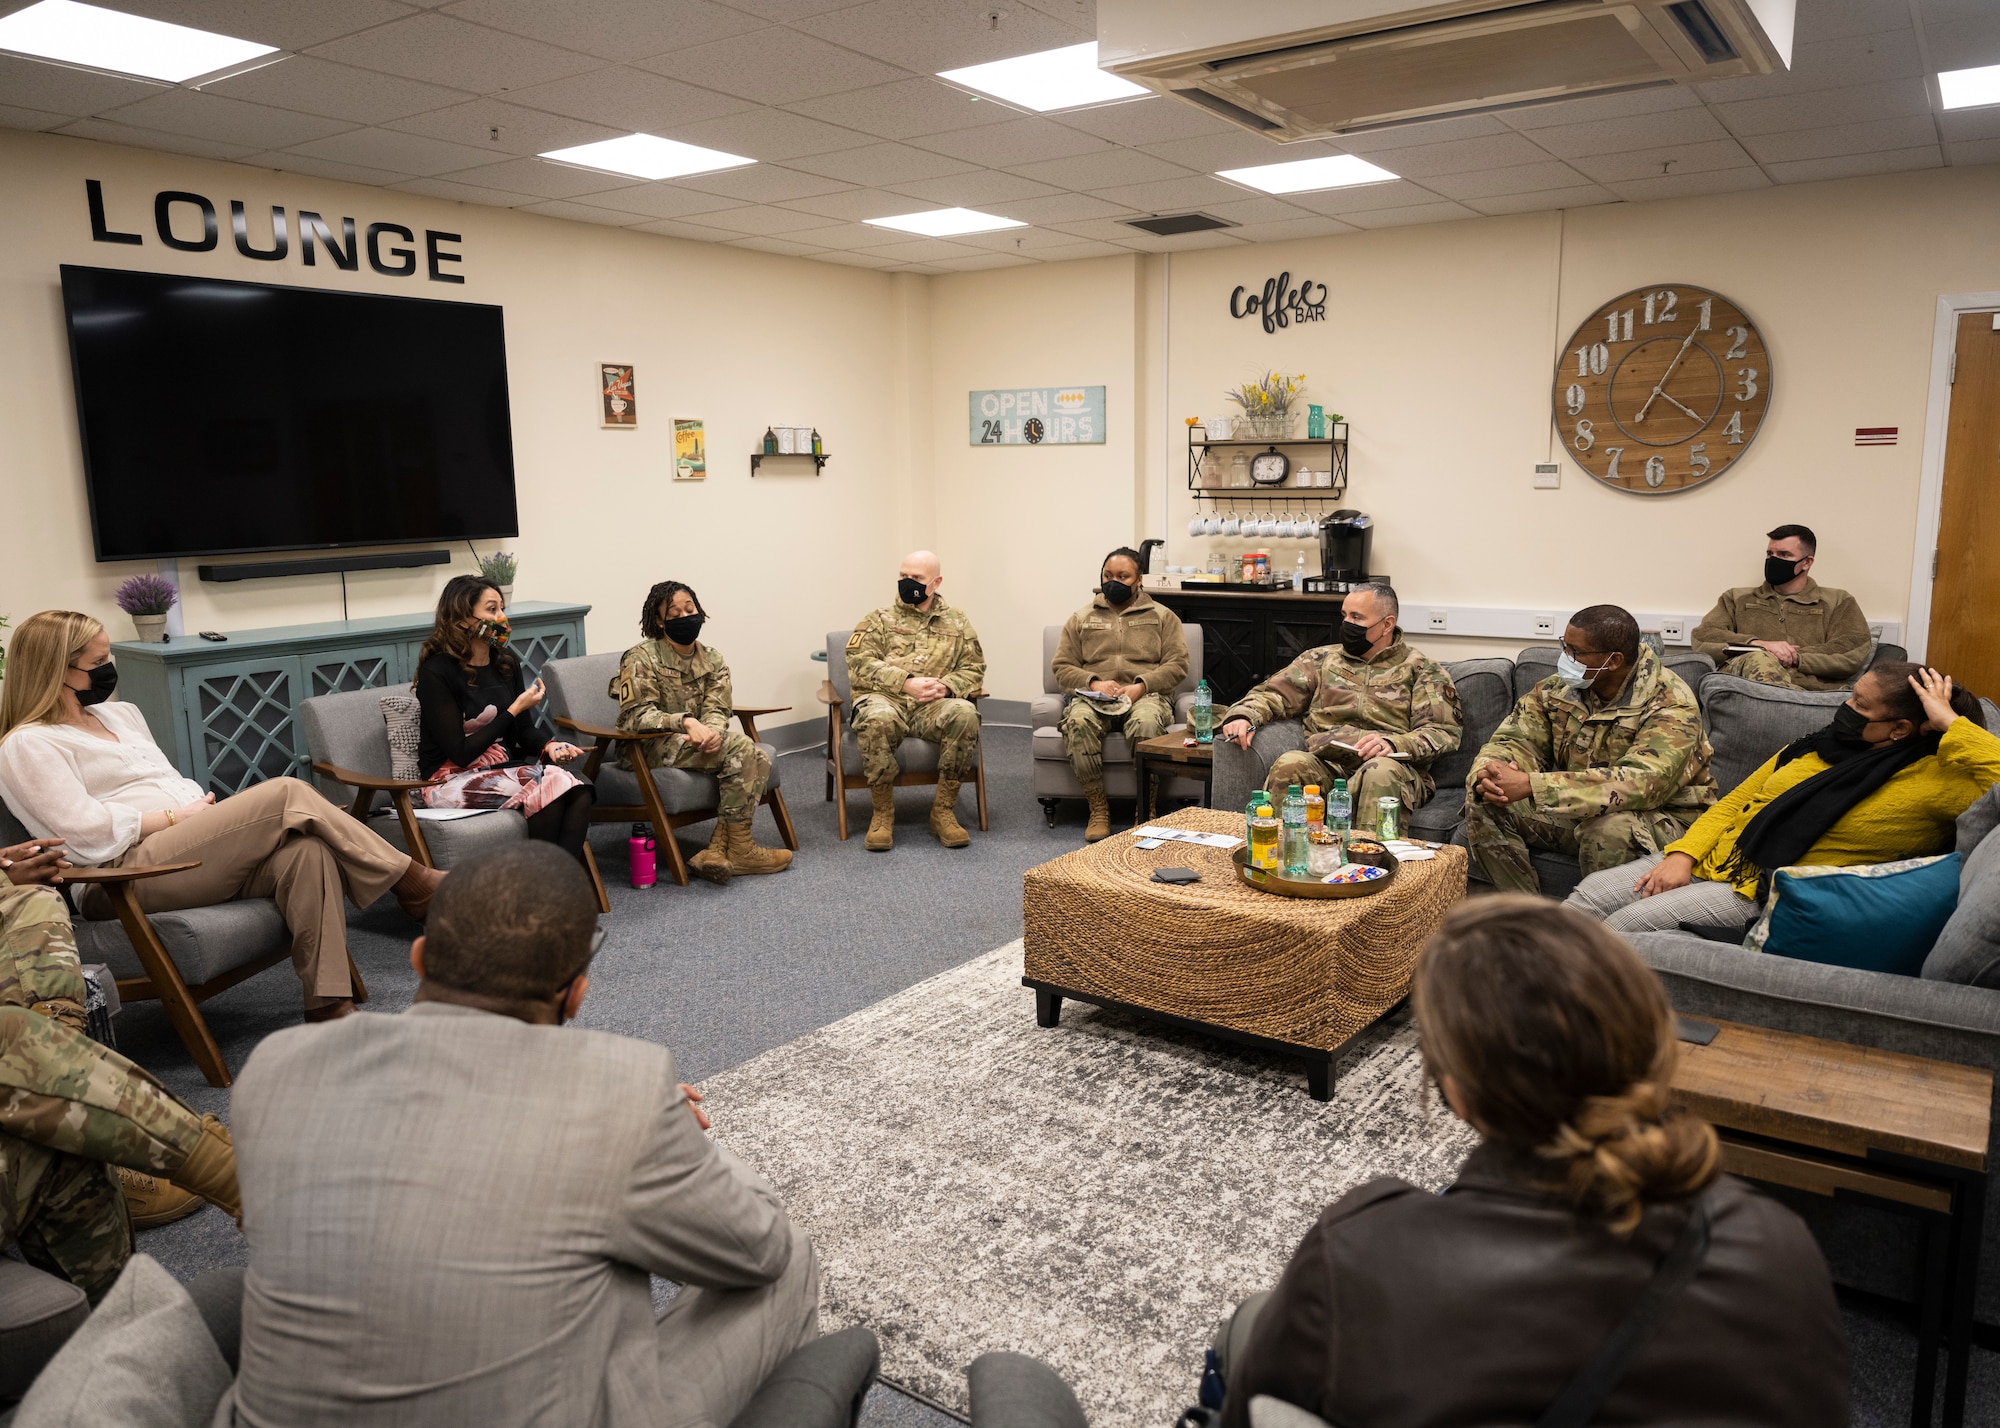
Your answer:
[413,575,595,862]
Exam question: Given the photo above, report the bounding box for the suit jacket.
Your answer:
[225,1003,794,1428]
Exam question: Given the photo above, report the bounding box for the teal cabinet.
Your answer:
[109,602,590,795]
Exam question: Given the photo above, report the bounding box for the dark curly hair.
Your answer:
[640,580,706,641]
[416,574,518,685]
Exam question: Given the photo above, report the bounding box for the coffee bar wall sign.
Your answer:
[969,386,1105,445]
[1229,271,1327,334]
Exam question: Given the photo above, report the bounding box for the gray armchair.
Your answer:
[819,631,987,842]
[541,652,796,887]
[1030,624,1204,821]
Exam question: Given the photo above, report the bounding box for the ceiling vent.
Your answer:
[1099,0,1794,139]
[1122,212,1238,236]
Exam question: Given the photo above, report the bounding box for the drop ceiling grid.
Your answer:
[0,0,1988,270]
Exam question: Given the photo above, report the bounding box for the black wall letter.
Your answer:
[367,222,416,277]
[425,229,464,284]
[299,212,357,270]
[86,180,142,244]
[155,191,218,252]
[231,201,289,261]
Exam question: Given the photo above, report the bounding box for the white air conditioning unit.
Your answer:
[1098,0,1794,140]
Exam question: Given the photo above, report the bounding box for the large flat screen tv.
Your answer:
[61,264,519,562]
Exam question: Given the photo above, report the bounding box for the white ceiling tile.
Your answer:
[851,237,987,260]
[791,0,1087,72]
[636,29,909,105]
[1497,84,1701,130]
[1324,113,1509,149]
[727,234,831,255]
[1054,96,1236,146]
[1282,179,1449,215]
[722,0,867,19]
[950,222,1106,250]
[1793,0,1916,43]
[1199,196,1314,224]
[1763,146,1943,183]
[1016,0,1097,23]
[206,57,473,126]
[880,169,1063,205]
[307,14,597,93]
[56,117,257,159]
[1461,185,1619,216]
[390,174,545,205]
[1420,160,1600,200]
[776,220,899,248]
[515,198,652,226]
[1007,147,1191,189]
[1339,200,1479,228]
[107,0,414,50]
[1092,174,1250,212]
[566,182,755,217]
[1709,78,1932,136]
[629,216,741,239]
[909,115,1110,167]
[441,0,765,61]
[1940,107,2000,143]
[1566,139,1758,184]
[241,150,414,187]
[676,203,848,235]
[1215,215,1359,243]
[774,186,930,220]
[1692,30,1925,104]
[1926,12,2000,71]
[1338,130,1552,176]
[436,156,643,198]
[670,163,859,202]
[1742,114,1940,164]
[1137,131,1340,173]
[782,140,981,185]
[0,102,69,132]
[1044,216,1160,242]
[1516,108,1730,158]
[1601,167,1773,202]
[1031,239,1142,261]
[977,191,1136,223]
[783,77,1013,140]
[386,99,619,156]
[661,107,875,161]
[0,54,165,116]
[502,66,754,130]
[927,252,1041,269]
[885,263,950,273]
[284,126,502,176]
[809,249,900,268]
[1946,137,2000,165]
[97,89,358,149]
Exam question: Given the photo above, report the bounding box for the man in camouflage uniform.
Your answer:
[1692,523,1871,691]
[846,550,986,851]
[612,581,791,884]
[0,839,239,1302]
[1220,584,1462,820]
[1052,547,1190,842]
[1463,604,1716,895]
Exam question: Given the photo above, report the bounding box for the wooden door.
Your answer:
[1929,313,2000,696]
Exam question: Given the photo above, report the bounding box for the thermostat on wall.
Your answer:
[1533,463,1560,489]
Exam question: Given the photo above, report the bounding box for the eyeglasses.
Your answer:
[1560,642,1609,663]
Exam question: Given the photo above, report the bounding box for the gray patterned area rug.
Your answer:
[699,941,1479,1426]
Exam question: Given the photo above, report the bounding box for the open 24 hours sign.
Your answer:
[968,386,1105,445]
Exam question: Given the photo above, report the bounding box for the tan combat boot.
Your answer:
[689,823,734,885]
[864,784,896,851]
[723,822,793,875]
[169,1113,241,1225]
[114,1166,204,1229]
[930,779,971,849]
[1082,780,1112,843]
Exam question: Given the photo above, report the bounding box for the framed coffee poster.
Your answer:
[600,364,636,427]
[673,418,706,481]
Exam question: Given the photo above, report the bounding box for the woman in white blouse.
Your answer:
[0,611,445,1022]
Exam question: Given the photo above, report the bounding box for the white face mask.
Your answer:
[1555,650,1612,689]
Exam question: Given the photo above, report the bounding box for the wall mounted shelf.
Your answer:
[1190,422,1349,501]
[750,451,829,475]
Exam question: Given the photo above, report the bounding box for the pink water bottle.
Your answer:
[628,827,657,888]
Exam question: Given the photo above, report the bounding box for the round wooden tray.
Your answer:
[1232,842,1401,900]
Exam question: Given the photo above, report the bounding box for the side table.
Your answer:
[1132,732,1214,821]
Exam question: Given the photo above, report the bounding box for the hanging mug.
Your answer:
[1187,514,1206,538]
[1219,513,1240,537]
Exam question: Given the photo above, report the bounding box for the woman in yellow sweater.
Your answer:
[1568,664,1997,934]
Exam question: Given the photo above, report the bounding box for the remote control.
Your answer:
[198,631,228,642]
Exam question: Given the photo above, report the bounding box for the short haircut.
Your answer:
[1356,582,1399,623]
[1568,604,1640,663]
[423,844,598,1001]
[1767,523,1817,556]
[640,580,705,640]
[1101,546,1143,575]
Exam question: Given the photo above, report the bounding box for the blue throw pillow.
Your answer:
[1746,854,1961,976]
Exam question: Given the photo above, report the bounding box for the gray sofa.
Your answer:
[1030,623,1204,816]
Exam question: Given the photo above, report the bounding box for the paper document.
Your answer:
[1135,838,1165,849]
[1130,826,1243,849]
[412,808,488,822]
[1318,739,1411,760]
[1724,645,1759,655]
[1382,840,1437,862]
[1072,688,1126,703]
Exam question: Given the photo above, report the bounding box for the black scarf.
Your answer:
[1723,724,1942,895]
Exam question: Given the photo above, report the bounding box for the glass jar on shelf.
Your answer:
[1229,452,1250,488]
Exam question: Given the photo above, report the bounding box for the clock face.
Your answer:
[1250,449,1290,485]
[1553,284,1772,494]
[1023,416,1046,444]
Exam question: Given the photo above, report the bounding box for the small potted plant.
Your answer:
[478,551,517,606]
[114,574,178,644]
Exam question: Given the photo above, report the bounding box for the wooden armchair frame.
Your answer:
[817,683,990,842]
[553,707,799,888]
[64,862,367,1089]
[314,762,611,915]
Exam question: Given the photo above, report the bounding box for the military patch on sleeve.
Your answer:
[845,630,865,652]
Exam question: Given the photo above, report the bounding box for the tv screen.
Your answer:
[60,265,518,561]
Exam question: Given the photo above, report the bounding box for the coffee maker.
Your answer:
[1316,510,1374,588]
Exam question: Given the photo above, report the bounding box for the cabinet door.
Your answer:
[187,656,306,794]
[510,620,582,682]
[1186,607,1264,706]
[1271,616,1340,674]
[303,643,402,698]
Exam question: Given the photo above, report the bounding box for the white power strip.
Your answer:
[1409,605,1902,649]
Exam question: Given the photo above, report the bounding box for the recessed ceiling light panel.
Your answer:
[938,41,1149,113]
[864,208,1027,238]
[0,0,276,83]
[538,134,755,181]
[1216,154,1399,195]
[1939,63,2000,111]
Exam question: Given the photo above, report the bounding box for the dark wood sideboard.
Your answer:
[1152,588,1356,706]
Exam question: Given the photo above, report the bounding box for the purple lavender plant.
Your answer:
[113,573,179,616]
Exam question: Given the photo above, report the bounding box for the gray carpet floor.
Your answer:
[102,725,1999,1425]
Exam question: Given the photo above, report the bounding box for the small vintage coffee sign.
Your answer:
[968,386,1105,445]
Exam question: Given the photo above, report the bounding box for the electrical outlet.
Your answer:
[1427,609,1448,632]
[1532,614,1557,639]
[1868,621,1887,641]
[1533,463,1560,489]
[1660,619,1687,644]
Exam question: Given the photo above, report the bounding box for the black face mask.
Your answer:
[1764,554,1802,588]
[661,613,704,646]
[897,577,929,606]
[1338,620,1375,658]
[74,662,118,707]
[1828,702,1874,749]
[1100,580,1135,606]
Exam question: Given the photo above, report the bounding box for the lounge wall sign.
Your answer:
[1229,271,1327,333]
[83,179,465,284]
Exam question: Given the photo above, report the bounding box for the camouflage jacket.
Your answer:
[611,639,732,766]
[846,596,985,706]
[1470,645,1717,818]
[1691,577,1871,691]
[1051,590,1189,695]
[1223,635,1464,774]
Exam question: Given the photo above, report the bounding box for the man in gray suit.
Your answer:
[224,843,819,1428]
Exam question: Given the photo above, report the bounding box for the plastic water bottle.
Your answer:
[1304,784,1326,842]
[1191,678,1213,745]
[1293,553,1307,591]
[629,823,657,888]
[1245,788,1269,847]
[1328,779,1352,839]
[1281,784,1309,876]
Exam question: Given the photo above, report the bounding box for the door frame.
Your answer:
[1906,290,2000,661]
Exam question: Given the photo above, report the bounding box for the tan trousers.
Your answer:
[92,778,410,1005]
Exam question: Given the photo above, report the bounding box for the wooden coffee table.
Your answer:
[1131,731,1214,819]
[1672,1017,1992,1428]
[1022,806,1466,1099]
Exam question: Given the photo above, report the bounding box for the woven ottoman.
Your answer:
[1022,806,1467,1099]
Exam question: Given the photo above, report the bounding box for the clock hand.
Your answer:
[1633,330,1700,424]
[1657,390,1702,422]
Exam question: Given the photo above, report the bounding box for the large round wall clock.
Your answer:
[1552,284,1773,494]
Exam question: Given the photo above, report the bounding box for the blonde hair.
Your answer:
[1414,895,1719,1234]
[0,610,106,743]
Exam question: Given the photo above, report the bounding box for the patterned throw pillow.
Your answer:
[1746,853,1961,977]
[380,693,422,782]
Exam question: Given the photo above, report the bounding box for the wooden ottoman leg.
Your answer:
[1035,989,1063,1027]
[1305,1056,1333,1102]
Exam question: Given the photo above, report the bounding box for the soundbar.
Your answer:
[197,550,452,583]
